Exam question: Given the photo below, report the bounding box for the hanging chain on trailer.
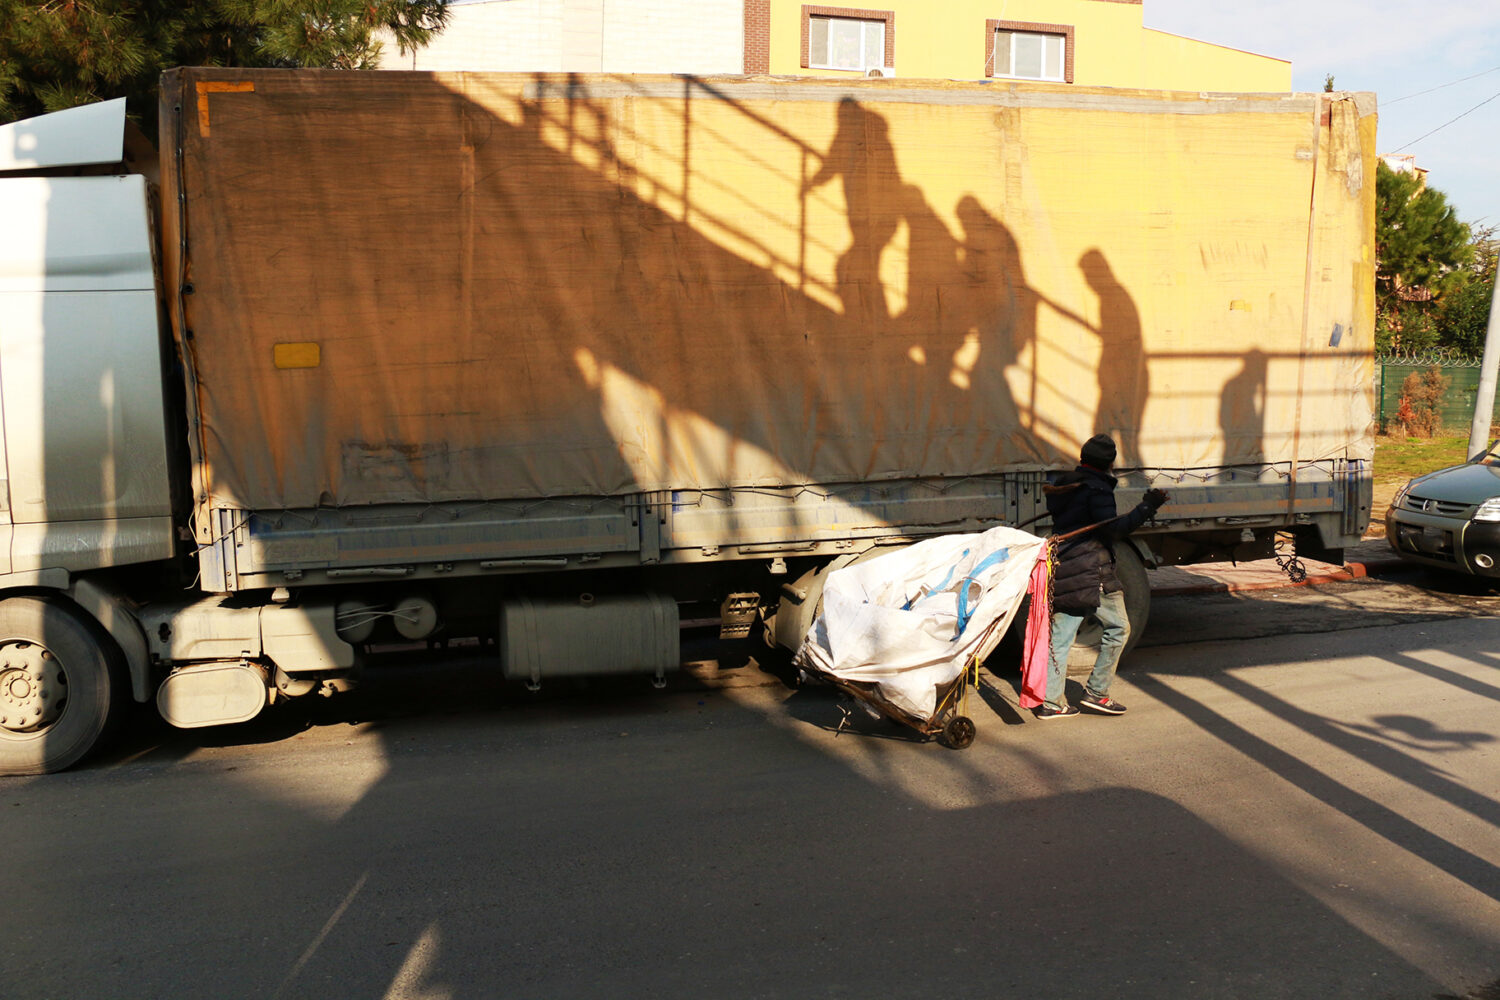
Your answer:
[1274,531,1307,583]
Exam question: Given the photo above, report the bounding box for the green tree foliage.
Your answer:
[1375,159,1473,354]
[0,1,449,132]
[1435,225,1496,357]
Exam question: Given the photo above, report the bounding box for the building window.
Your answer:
[996,30,1064,80]
[810,15,883,71]
[986,19,1074,83]
[802,6,895,73]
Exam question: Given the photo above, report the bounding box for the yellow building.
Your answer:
[388,1,1289,92]
[748,1,1289,90]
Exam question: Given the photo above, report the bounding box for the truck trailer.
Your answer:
[0,70,1376,773]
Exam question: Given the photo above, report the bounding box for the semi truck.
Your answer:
[0,69,1376,773]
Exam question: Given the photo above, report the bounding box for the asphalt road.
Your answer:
[4,570,1499,1000]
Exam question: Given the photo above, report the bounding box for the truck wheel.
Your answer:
[0,598,125,775]
[1068,542,1151,670]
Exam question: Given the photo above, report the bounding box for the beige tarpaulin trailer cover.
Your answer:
[159,69,1376,515]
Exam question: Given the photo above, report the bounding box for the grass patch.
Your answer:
[1374,433,1491,483]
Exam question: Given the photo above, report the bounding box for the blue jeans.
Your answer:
[1045,589,1130,709]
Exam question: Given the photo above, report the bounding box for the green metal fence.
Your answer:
[1377,352,1499,433]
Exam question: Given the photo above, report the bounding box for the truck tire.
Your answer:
[1067,542,1151,671]
[0,597,126,775]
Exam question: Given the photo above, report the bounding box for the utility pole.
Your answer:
[1468,259,1500,460]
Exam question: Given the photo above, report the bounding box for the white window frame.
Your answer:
[808,15,886,73]
[992,29,1066,82]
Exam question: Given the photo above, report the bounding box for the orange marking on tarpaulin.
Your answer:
[196,81,256,136]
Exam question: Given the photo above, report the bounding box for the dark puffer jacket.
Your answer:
[1044,465,1161,615]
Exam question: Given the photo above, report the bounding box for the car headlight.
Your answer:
[1392,483,1411,508]
[1475,497,1500,522]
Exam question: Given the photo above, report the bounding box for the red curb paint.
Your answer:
[1150,556,1407,597]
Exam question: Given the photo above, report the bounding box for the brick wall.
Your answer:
[744,0,771,74]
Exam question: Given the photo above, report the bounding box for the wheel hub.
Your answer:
[0,642,66,734]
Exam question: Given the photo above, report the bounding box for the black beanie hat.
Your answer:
[1080,434,1117,469]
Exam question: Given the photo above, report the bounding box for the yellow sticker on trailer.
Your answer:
[273,342,321,369]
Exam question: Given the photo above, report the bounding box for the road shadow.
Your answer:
[1137,656,1500,909]
[4,727,1464,999]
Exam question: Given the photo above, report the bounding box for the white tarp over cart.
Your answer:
[794,526,1047,725]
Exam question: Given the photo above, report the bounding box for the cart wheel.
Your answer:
[941,715,975,750]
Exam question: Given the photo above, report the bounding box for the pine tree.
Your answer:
[1375,159,1473,353]
[0,1,450,132]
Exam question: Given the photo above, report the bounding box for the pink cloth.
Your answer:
[1019,550,1052,709]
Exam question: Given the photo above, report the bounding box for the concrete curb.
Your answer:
[1150,551,1410,597]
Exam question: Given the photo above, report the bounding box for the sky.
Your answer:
[1144,1,1500,230]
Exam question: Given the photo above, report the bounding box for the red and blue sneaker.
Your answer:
[1080,692,1127,715]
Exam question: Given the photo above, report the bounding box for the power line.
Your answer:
[1389,88,1500,152]
[1386,65,1500,105]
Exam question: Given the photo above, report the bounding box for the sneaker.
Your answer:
[1033,704,1080,720]
[1081,692,1127,715]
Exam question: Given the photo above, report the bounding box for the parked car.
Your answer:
[1385,440,1500,578]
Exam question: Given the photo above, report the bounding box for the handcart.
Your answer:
[793,525,1048,750]
[817,655,983,749]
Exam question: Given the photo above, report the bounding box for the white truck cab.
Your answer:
[0,102,345,773]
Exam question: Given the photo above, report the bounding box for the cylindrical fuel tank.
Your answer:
[499,593,678,684]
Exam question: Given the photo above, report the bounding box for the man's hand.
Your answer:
[1144,488,1169,510]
